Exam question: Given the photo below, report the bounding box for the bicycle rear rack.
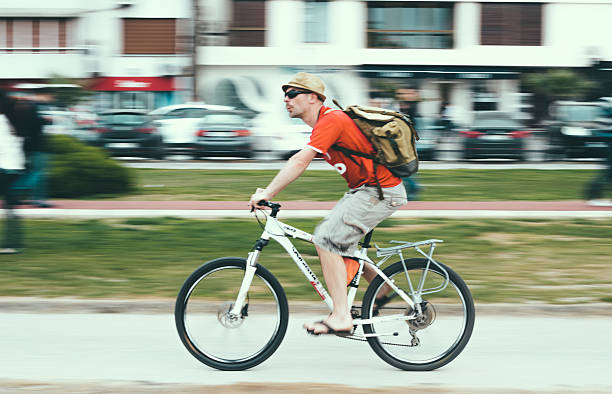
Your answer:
[374,239,450,297]
[375,239,444,257]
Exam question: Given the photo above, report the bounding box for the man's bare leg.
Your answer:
[304,246,353,334]
[363,263,392,302]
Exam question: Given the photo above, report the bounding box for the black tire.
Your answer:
[362,258,475,371]
[240,147,254,159]
[175,257,289,370]
[282,150,299,160]
[152,149,165,160]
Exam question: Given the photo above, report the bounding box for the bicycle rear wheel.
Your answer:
[175,257,289,370]
[362,258,474,371]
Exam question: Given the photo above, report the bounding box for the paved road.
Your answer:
[1,305,611,393]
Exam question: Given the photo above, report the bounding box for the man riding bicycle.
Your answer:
[249,72,407,335]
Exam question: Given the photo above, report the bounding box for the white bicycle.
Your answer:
[175,201,475,371]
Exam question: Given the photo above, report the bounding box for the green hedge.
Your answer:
[46,135,134,198]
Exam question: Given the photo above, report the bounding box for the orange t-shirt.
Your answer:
[307,106,401,189]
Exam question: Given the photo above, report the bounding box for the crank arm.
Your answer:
[352,332,400,339]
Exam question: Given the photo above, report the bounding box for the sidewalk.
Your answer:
[10,199,612,218]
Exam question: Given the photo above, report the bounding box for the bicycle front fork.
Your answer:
[229,250,260,316]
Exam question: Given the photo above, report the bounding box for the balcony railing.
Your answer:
[0,47,85,53]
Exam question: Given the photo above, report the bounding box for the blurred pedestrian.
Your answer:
[396,88,422,200]
[396,87,419,119]
[0,90,26,254]
[10,91,52,208]
[586,136,612,206]
[439,101,455,138]
[402,175,422,201]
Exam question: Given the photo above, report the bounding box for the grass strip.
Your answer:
[79,168,600,202]
[1,217,610,304]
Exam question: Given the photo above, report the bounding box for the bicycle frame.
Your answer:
[229,211,430,322]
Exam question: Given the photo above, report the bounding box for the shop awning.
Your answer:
[89,76,176,91]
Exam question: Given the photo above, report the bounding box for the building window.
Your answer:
[481,3,542,46]
[367,1,454,49]
[39,20,60,48]
[12,19,33,50]
[117,91,151,109]
[230,0,266,46]
[0,17,74,52]
[304,0,328,43]
[123,19,177,54]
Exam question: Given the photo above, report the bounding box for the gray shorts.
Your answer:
[313,183,408,256]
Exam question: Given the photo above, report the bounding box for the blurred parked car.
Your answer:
[194,110,254,158]
[40,110,78,135]
[459,112,531,161]
[547,101,612,159]
[251,114,312,160]
[413,117,443,161]
[148,103,233,157]
[93,109,164,159]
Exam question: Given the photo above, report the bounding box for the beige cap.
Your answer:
[282,72,326,101]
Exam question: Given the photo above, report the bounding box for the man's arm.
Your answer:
[249,147,317,208]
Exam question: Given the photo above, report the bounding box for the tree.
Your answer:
[522,69,596,124]
[46,75,93,108]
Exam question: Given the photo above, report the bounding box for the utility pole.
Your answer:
[191,0,200,101]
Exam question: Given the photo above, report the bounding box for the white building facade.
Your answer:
[0,0,192,110]
[0,0,610,122]
[198,0,612,125]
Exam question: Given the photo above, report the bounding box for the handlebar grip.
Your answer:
[250,199,269,212]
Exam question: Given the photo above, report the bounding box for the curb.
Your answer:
[1,297,610,316]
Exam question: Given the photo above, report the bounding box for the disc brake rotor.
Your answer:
[407,301,436,331]
[217,301,245,329]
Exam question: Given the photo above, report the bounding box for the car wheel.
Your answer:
[153,150,165,160]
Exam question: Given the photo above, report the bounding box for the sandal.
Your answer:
[305,320,353,337]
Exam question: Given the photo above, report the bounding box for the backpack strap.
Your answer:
[371,162,384,200]
[331,144,385,200]
[331,144,377,162]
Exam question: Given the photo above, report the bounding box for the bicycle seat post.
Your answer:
[361,230,374,249]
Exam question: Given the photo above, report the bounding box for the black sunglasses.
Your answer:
[284,89,311,99]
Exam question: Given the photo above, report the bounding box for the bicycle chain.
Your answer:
[341,333,419,347]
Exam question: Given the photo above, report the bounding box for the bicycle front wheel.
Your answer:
[175,257,289,370]
[362,258,474,371]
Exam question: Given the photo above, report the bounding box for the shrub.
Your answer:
[46,135,135,198]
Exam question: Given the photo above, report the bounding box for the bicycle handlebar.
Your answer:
[252,200,282,217]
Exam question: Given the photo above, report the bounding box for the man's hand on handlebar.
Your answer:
[249,188,272,211]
